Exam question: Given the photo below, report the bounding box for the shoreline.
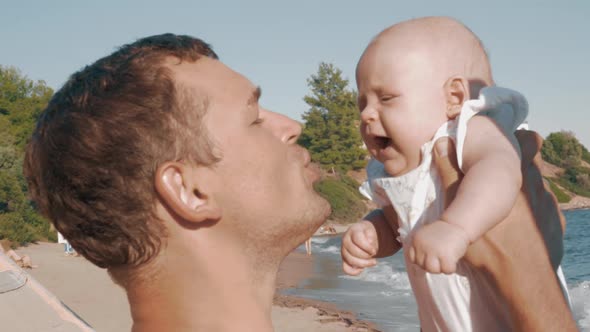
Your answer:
[559,197,590,211]
[274,249,380,332]
[273,293,380,332]
[561,205,590,211]
[7,241,379,332]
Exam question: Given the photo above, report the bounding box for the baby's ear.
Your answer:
[443,76,470,119]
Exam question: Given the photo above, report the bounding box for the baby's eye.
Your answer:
[380,95,395,102]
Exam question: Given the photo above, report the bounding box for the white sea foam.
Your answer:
[340,261,412,292]
[570,280,590,331]
[310,236,331,245]
[316,245,340,254]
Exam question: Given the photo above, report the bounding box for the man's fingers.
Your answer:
[433,137,462,208]
[514,130,543,168]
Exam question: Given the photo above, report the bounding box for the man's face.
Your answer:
[171,58,330,257]
[356,40,448,176]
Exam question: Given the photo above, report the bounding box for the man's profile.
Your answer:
[24,34,330,331]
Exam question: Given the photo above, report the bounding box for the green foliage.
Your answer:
[314,176,367,224]
[1,66,52,150]
[0,167,27,212]
[339,175,364,199]
[0,65,54,246]
[555,166,590,197]
[299,63,367,171]
[544,178,571,203]
[0,213,37,246]
[541,131,584,168]
[582,145,590,164]
[540,131,590,199]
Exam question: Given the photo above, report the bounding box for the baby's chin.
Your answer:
[380,156,419,177]
[382,158,411,177]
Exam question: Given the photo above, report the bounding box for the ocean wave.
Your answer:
[315,245,341,254]
[570,280,590,331]
[310,236,331,245]
[339,261,412,291]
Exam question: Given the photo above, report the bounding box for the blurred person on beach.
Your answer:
[305,238,312,255]
[1,247,35,269]
[341,16,575,331]
[58,231,75,256]
[22,32,574,332]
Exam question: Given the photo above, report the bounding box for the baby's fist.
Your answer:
[341,221,379,276]
[406,221,470,274]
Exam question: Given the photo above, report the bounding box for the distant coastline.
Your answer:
[559,195,590,211]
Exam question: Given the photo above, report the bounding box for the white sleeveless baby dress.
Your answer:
[360,87,571,332]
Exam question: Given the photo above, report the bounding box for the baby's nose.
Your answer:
[360,106,378,124]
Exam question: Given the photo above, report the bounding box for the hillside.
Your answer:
[540,159,590,210]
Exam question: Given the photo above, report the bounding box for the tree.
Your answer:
[541,131,584,167]
[0,66,53,150]
[582,145,590,164]
[0,65,55,244]
[299,63,367,171]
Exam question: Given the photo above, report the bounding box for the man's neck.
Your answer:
[126,239,278,332]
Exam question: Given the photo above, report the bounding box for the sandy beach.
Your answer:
[7,240,377,332]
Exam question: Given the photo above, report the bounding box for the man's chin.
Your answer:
[315,197,332,230]
[320,198,331,220]
[306,195,331,233]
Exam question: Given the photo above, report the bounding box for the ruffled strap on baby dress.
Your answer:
[455,86,529,170]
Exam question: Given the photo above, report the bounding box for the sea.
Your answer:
[284,209,590,331]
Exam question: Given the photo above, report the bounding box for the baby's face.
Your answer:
[356,42,449,176]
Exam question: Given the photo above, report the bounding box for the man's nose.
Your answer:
[264,109,302,144]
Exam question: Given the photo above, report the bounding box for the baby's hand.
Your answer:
[341,220,378,276]
[406,220,470,274]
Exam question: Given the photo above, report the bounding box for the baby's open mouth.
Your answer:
[374,136,391,149]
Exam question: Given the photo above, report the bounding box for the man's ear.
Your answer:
[443,76,470,119]
[155,162,221,223]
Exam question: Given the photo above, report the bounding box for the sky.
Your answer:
[2,0,589,147]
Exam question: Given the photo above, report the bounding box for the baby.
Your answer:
[341,17,570,331]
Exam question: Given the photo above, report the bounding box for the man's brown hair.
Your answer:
[24,34,219,269]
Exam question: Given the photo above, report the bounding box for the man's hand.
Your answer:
[341,220,379,276]
[432,130,577,331]
[406,220,470,274]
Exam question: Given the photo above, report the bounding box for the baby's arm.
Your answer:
[443,115,522,241]
[408,116,522,274]
[341,207,402,275]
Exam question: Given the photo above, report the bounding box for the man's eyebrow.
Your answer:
[248,86,262,106]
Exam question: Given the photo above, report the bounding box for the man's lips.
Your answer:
[299,148,321,183]
[302,148,311,167]
[307,162,321,183]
